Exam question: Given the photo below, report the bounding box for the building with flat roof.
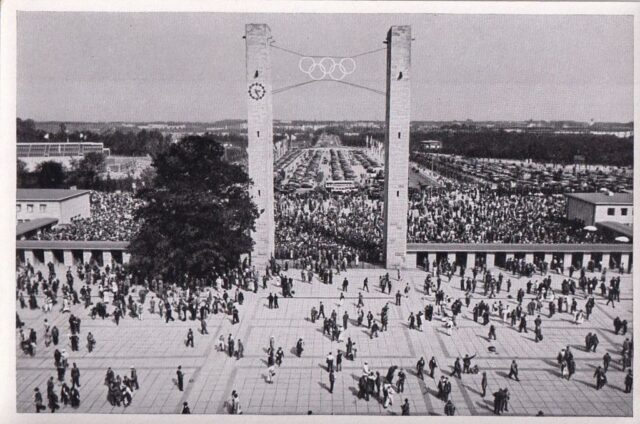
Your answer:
[16,188,90,225]
[565,192,633,227]
[419,140,443,150]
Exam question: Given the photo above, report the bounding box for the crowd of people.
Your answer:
[275,191,383,264]
[21,178,616,257]
[16,241,634,415]
[28,191,143,242]
[408,183,606,244]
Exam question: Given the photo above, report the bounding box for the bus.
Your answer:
[325,180,357,193]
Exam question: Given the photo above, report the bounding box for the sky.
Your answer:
[17,12,634,123]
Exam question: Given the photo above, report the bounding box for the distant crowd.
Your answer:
[407,183,605,244]
[24,181,612,257]
[275,191,383,265]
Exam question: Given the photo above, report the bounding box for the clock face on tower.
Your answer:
[248,82,266,100]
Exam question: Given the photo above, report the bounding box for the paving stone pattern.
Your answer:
[16,267,633,415]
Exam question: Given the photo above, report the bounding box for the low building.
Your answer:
[17,188,91,224]
[419,140,443,150]
[565,192,633,226]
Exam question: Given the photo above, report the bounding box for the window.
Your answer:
[607,208,615,216]
[16,204,21,213]
[621,208,628,216]
[27,204,33,213]
[39,204,47,213]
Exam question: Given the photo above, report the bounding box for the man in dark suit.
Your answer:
[177,366,184,391]
[71,363,81,387]
[481,372,488,397]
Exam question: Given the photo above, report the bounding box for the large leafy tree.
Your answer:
[68,152,106,189]
[35,160,67,188]
[17,159,29,187]
[128,135,259,283]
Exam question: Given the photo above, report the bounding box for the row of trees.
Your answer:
[17,118,172,156]
[409,130,633,166]
[17,152,133,191]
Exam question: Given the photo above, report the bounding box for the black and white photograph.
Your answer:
[1,1,638,420]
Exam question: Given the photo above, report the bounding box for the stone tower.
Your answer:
[245,24,275,270]
[383,25,411,269]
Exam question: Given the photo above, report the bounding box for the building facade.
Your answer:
[565,192,633,226]
[16,189,90,224]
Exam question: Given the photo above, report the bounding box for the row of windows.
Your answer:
[16,204,47,213]
[607,207,630,216]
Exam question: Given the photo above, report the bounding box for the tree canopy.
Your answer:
[409,130,633,167]
[35,161,67,188]
[128,135,259,282]
[68,152,106,188]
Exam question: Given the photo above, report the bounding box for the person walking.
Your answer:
[429,356,438,378]
[401,398,410,415]
[329,369,335,394]
[603,352,611,373]
[508,360,520,381]
[130,366,139,390]
[444,399,456,416]
[416,357,426,380]
[34,388,46,413]
[296,338,304,357]
[267,365,276,384]
[326,352,335,372]
[624,369,633,393]
[481,372,488,397]
[176,366,184,391]
[186,329,194,348]
[71,363,81,387]
[594,365,607,390]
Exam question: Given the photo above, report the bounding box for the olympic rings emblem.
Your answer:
[298,57,356,81]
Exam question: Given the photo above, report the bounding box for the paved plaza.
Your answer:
[16,266,633,415]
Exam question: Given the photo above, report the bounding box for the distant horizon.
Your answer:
[18,117,635,125]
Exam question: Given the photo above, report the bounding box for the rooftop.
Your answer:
[17,188,90,202]
[16,218,59,237]
[564,192,633,205]
[596,221,634,238]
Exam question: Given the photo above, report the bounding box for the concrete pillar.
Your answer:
[505,253,514,262]
[621,253,630,272]
[467,253,476,268]
[405,252,417,269]
[103,251,113,267]
[63,251,74,267]
[44,250,54,266]
[582,253,591,268]
[525,253,534,264]
[447,253,456,264]
[123,252,131,264]
[602,253,611,270]
[82,251,92,265]
[544,253,552,265]
[564,253,573,269]
[427,253,436,269]
[486,253,495,269]
[383,25,411,269]
[246,23,275,270]
[24,250,35,267]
